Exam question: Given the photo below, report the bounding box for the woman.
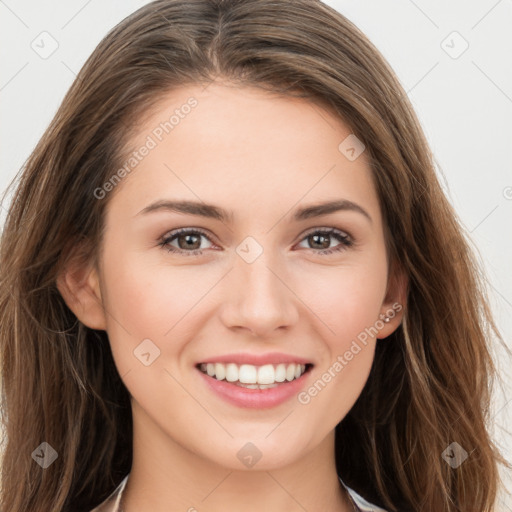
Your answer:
[0,1,509,511]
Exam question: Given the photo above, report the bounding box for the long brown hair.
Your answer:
[0,1,509,510]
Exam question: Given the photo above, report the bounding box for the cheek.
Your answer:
[291,251,388,413]
[101,248,213,335]
[98,249,197,370]
[98,251,215,412]
[294,253,388,347]
[294,269,385,424]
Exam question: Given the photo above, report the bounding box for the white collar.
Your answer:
[91,473,387,512]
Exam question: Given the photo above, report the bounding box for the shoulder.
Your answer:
[340,477,388,512]
[91,474,386,512]
[89,499,115,512]
[89,475,129,512]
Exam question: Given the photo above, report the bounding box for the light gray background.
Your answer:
[1,0,511,507]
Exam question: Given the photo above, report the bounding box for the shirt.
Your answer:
[90,473,387,512]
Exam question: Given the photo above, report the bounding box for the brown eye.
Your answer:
[297,228,353,255]
[159,228,214,256]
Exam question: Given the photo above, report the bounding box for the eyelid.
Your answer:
[158,225,357,259]
[161,226,212,240]
[160,226,353,248]
[159,227,218,250]
[299,225,352,241]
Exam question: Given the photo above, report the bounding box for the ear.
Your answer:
[376,260,408,340]
[56,246,107,331]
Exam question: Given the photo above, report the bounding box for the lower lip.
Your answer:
[196,367,312,409]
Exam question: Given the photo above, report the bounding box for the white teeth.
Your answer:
[274,364,286,382]
[237,382,278,389]
[257,364,275,385]
[285,364,296,381]
[215,363,225,381]
[199,362,308,384]
[239,364,257,384]
[225,363,238,382]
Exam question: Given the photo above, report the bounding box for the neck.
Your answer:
[121,400,357,512]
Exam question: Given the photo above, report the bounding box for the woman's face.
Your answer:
[90,81,402,471]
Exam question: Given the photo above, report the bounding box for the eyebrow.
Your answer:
[136,199,372,224]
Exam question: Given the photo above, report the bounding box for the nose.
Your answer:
[219,248,300,338]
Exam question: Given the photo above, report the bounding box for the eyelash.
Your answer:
[158,227,354,257]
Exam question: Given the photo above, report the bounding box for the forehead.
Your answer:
[108,81,381,225]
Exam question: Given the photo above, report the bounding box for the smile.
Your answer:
[196,357,314,408]
[198,362,311,388]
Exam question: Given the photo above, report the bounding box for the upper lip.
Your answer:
[197,352,313,366]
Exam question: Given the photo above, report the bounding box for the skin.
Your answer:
[58,81,406,512]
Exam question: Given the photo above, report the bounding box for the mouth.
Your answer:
[196,362,314,389]
[194,352,315,408]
